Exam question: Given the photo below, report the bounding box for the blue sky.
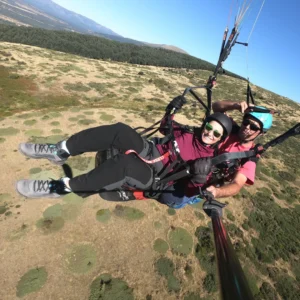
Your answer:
[53,0,300,103]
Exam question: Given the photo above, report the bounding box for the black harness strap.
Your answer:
[156,167,190,186]
[210,123,300,181]
[263,123,300,150]
[211,150,258,166]
[154,117,191,187]
[132,114,194,190]
[134,119,162,139]
[246,81,255,106]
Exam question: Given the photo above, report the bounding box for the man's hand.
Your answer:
[239,101,254,113]
[206,172,248,199]
[206,185,217,198]
[166,95,187,113]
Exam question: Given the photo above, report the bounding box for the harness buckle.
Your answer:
[154,177,161,183]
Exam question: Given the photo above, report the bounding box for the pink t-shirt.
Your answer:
[218,134,256,185]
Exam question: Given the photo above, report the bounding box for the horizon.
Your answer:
[52,0,300,104]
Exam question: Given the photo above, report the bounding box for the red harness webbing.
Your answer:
[124,149,171,164]
[133,191,146,200]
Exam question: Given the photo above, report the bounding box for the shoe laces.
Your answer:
[34,144,57,154]
[33,179,67,194]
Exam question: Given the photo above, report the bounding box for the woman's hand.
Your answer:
[189,158,212,184]
[166,95,187,113]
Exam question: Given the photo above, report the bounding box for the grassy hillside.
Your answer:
[0,24,245,80]
[0,42,299,300]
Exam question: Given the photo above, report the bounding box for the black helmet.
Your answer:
[205,112,232,139]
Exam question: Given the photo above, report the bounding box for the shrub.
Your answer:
[274,275,300,300]
[248,192,300,263]
[64,82,91,92]
[227,223,243,239]
[244,268,259,296]
[242,222,249,230]
[203,273,217,293]
[194,226,216,274]
[291,260,300,282]
[277,171,296,182]
[255,282,278,300]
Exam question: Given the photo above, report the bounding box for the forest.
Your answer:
[0,24,245,80]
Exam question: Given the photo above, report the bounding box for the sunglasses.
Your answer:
[205,122,222,138]
[242,119,261,131]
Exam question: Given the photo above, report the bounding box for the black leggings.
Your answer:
[66,123,155,193]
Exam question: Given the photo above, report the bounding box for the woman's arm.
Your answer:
[159,96,187,136]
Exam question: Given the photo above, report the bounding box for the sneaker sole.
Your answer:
[18,145,65,166]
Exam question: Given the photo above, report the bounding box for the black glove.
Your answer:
[166,95,187,113]
[189,157,212,184]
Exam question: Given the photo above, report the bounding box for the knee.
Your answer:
[114,153,133,167]
[112,154,142,173]
[114,122,132,133]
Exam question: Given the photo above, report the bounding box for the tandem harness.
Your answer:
[124,105,300,198]
[126,113,195,197]
[208,146,262,187]
[208,122,300,187]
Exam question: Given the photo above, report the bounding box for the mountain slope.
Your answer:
[0,0,121,35]
[0,0,188,54]
[23,0,121,36]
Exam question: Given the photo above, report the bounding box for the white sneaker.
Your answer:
[19,142,69,165]
[16,178,71,198]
